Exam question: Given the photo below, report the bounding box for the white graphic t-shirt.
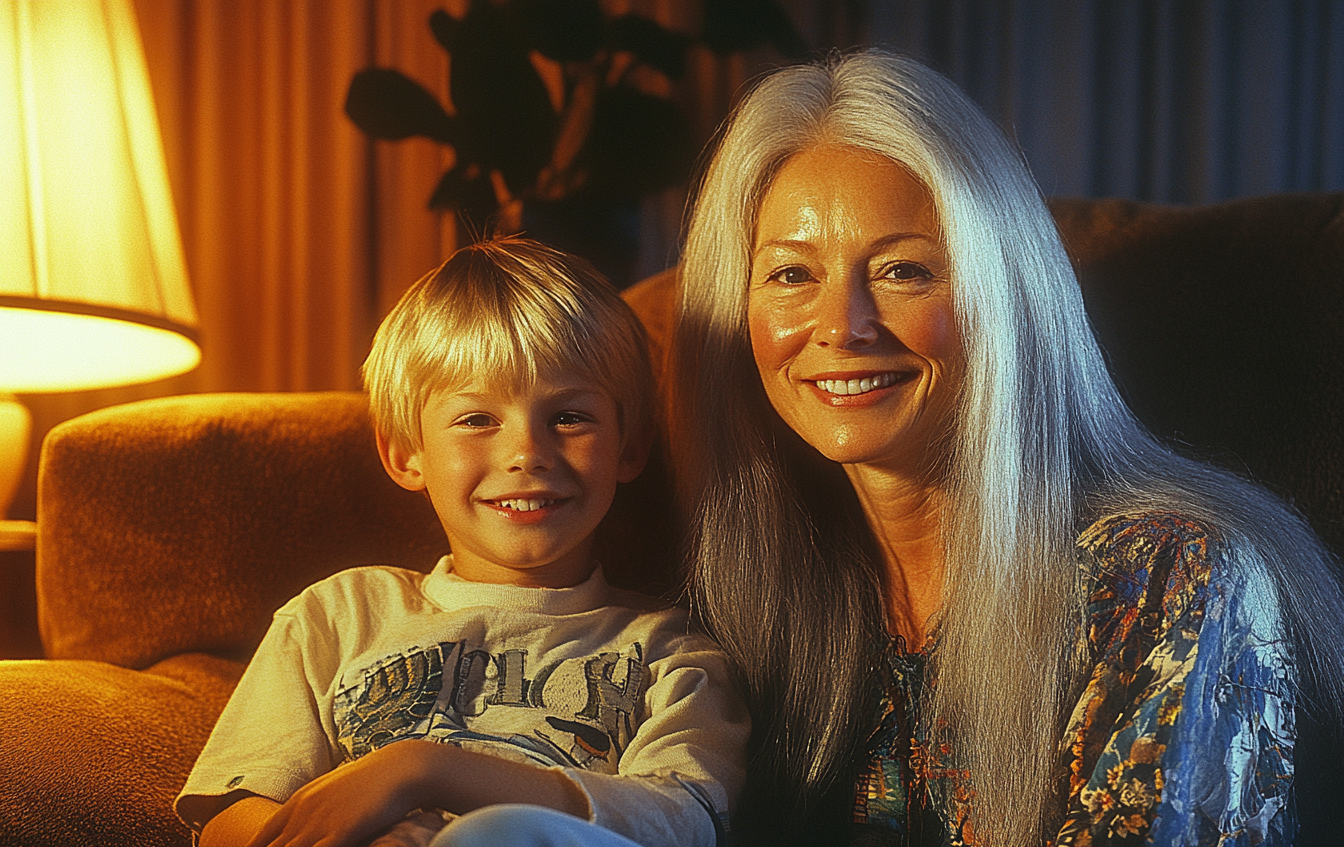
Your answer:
[176,559,749,847]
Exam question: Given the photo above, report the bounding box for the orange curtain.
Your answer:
[11,0,836,519]
[135,0,455,393]
[13,0,454,518]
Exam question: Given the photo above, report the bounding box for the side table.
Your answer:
[0,519,37,552]
[0,520,42,658]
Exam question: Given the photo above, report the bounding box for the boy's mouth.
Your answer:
[493,497,559,512]
[484,496,567,525]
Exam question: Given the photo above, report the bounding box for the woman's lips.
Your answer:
[813,372,900,396]
[807,370,913,406]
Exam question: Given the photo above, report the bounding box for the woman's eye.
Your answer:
[766,266,814,286]
[881,261,934,282]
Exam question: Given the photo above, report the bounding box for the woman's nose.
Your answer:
[815,275,879,349]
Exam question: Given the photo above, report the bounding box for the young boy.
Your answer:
[175,237,748,847]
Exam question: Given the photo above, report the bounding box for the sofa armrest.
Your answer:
[0,653,243,847]
[36,392,447,668]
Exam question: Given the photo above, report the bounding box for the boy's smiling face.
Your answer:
[379,373,646,588]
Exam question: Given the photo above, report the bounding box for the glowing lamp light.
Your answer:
[1,0,200,531]
[0,307,200,392]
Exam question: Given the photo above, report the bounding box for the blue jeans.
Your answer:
[429,805,646,847]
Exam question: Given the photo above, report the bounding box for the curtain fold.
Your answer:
[137,0,418,394]
[11,0,1339,521]
[867,0,1344,202]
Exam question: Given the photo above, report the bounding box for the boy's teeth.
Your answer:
[498,498,556,512]
[816,372,898,396]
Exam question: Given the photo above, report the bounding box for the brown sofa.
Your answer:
[0,194,1340,846]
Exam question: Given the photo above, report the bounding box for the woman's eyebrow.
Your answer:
[752,237,816,257]
[869,232,940,250]
[753,231,938,258]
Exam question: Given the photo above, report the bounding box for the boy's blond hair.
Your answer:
[363,236,655,455]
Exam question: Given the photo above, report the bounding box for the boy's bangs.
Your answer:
[366,236,653,453]
[424,293,602,398]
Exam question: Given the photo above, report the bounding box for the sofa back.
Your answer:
[1052,193,1344,556]
[36,390,681,668]
[35,193,1343,671]
[36,393,446,666]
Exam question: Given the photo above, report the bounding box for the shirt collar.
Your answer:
[421,555,611,615]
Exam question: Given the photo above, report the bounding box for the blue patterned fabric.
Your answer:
[849,512,1297,846]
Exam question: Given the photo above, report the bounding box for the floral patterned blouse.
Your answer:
[849,512,1296,846]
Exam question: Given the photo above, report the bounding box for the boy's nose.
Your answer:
[506,425,554,473]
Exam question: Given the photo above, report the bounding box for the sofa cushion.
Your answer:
[0,653,242,847]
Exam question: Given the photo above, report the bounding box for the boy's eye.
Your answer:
[455,413,497,428]
[551,411,590,427]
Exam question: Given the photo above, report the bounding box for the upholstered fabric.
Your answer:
[1051,194,1344,557]
[0,194,1339,847]
[0,653,242,847]
[35,392,448,668]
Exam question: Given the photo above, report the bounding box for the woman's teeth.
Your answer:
[497,498,557,512]
[815,372,899,396]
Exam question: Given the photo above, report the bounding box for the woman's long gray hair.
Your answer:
[671,49,1344,845]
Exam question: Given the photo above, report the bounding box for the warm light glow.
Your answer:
[0,0,199,392]
[0,307,201,392]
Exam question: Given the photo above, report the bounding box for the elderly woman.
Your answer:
[670,50,1344,846]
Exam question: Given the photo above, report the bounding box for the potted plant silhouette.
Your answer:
[345,0,804,285]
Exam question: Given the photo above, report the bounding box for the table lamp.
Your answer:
[1,0,200,544]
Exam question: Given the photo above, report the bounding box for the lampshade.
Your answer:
[0,0,200,393]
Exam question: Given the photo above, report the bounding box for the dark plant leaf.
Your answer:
[428,8,458,51]
[584,88,693,197]
[519,0,604,62]
[445,2,557,194]
[523,194,640,288]
[345,68,456,144]
[429,166,500,239]
[702,0,807,58]
[609,14,692,79]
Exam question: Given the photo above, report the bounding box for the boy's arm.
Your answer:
[177,602,341,832]
[198,790,449,847]
[558,632,750,847]
[233,740,588,847]
[199,795,280,847]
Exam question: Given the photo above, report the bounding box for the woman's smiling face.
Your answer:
[747,145,962,475]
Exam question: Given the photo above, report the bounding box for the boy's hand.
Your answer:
[240,738,584,847]
[246,742,437,847]
[365,810,451,847]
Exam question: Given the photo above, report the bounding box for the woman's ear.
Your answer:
[616,423,654,484]
[376,430,427,491]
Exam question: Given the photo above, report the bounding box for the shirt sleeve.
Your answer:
[1055,514,1296,847]
[174,602,342,832]
[559,634,751,847]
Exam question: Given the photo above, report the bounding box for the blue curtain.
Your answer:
[863,0,1344,202]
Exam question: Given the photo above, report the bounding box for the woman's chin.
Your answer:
[797,421,936,475]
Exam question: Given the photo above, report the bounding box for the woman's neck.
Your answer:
[844,463,946,646]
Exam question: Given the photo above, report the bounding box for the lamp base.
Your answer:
[0,395,32,520]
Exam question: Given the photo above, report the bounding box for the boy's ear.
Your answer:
[616,423,654,484]
[376,430,427,492]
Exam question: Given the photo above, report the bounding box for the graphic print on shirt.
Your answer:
[333,640,647,773]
